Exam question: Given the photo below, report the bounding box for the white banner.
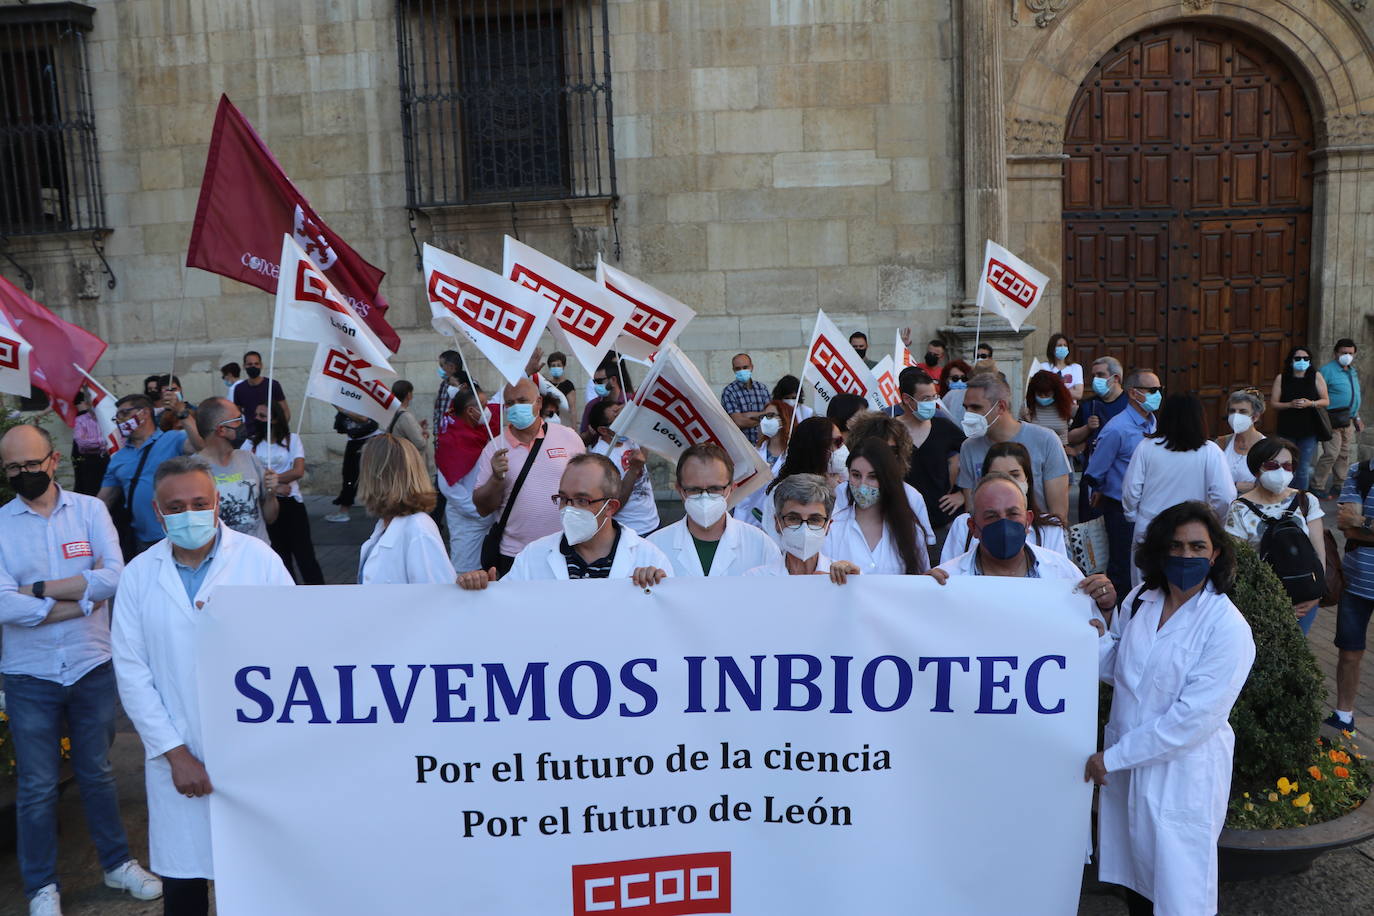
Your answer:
[73,365,121,455]
[0,305,33,397]
[976,240,1049,332]
[505,237,632,375]
[610,345,770,507]
[894,330,917,371]
[804,310,885,412]
[198,576,1096,915]
[423,242,555,387]
[598,256,697,365]
[304,344,400,427]
[871,355,900,408]
[272,235,394,370]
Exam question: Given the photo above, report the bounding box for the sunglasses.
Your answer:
[1133,386,1163,395]
[1260,461,1295,472]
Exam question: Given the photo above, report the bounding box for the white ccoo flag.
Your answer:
[803,310,887,413]
[597,256,697,365]
[871,355,900,409]
[976,240,1049,332]
[504,237,632,375]
[304,345,400,427]
[273,234,395,370]
[423,242,554,387]
[611,345,770,507]
[895,329,918,370]
[0,306,32,397]
[73,365,122,455]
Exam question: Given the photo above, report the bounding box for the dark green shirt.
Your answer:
[691,534,720,575]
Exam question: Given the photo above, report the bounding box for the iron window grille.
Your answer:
[0,3,106,238]
[396,0,616,207]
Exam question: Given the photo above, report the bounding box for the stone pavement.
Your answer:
[4,494,1374,914]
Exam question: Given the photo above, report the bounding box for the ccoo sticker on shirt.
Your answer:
[546,447,569,459]
[62,541,93,559]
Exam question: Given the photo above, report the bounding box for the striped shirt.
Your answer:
[1338,461,1374,600]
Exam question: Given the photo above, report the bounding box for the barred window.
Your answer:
[0,3,106,237]
[396,0,616,207]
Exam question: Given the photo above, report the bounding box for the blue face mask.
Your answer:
[948,380,968,390]
[593,382,610,398]
[549,366,565,379]
[436,366,448,381]
[1163,555,1211,592]
[734,369,752,384]
[1035,395,1055,407]
[979,517,1028,561]
[1092,376,1111,397]
[506,403,537,430]
[1054,345,1069,361]
[1142,391,1162,412]
[914,400,938,421]
[162,509,217,550]
[1292,359,1311,373]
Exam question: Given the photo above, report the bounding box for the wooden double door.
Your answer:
[1062,24,1314,426]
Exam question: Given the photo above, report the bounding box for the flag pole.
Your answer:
[266,285,280,453]
[445,329,495,442]
[166,267,188,397]
[972,281,985,361]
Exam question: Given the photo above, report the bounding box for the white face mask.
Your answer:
[546,414,562,425]
[684,492,728,528]
[1258,468,1294,494]
[560,504,607,545]
[759,417,782,438]
[1339,353,1355,368]
[1227,413,1254,434]
[778,523,827,562]
[961,404,997,438]
[829,444,849,475]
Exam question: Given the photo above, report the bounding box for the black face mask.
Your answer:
[925,352,940,367]
[9,469,51,501]
[854,347,867,358]
[245,366,262,379]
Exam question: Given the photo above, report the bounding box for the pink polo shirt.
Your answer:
[474,419,586,556]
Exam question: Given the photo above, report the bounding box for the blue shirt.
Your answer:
[1319,359,1362,414]
[1338,461,1374,600]
[173,528,222,602]
[1085,406,1156,502]
[0,487,124,684]
[1071,392,1131,459]
[101,429,188,543]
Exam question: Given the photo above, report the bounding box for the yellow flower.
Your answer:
[1305,804,1315,814]
[1293,792,1311,808]
[1244,802,1255,812]
[1243,792,1250,798]
[1277,777,1294,795]
[1268,793,1279,802]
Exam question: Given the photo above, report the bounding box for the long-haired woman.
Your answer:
[825,438,929,573]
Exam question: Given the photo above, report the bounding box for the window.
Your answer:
[396,0,616,207]
[0,3,106,237]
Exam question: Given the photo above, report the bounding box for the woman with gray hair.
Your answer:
[746,473,859,584]
[1214,388,1266,493]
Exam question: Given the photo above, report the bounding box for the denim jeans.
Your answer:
[1100,496,1136,599]
[5,660,131,897]
[1292,434,1318,491]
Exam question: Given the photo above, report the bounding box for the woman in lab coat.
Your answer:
[356,435,456,585]
[1088,500,1255,916]
[112,456,294,911]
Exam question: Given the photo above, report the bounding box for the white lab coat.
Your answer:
[825,502,931,574]
[111,526,294,878]
[438,462,493,573]
[1096,584,1255,915]
[507,525,673,580]
[648,516,783,576]
[1122,440,1236,575]
[358,512,457,585]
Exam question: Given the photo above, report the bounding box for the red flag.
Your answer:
[186,95,400,352]
[0,275,106,426]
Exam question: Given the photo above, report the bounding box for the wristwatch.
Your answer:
[32,580,45,599]
[1363,518,1373,532]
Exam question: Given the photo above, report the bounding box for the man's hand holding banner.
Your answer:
[273,235,395,371]
[611,345,769,507]
[504,237,632,376]
[424,243,555,387]
[597,256,697,365]
[976,240,1049,332]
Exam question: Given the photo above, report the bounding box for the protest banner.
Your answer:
[0,304,32,398]
[871,355,900,408]
[273,234,394,371]
[802,310,886,413]
[198,575,1096,915]
[304,345,400,427]
[73,366,123,455]
[598,256,696,365]
[610,345,770,507]
[186,95,400,352]
[894,330,917,370]
[0,275,106,425]
[505,237,632,375]
[424,242,555,387]
[975,240,1049,335]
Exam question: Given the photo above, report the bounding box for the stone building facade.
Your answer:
[2,0,1372,489]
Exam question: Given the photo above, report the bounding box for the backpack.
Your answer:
[1240,494,1323,603]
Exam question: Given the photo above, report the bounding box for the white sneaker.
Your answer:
[104,859,164,900]
[324,511,350,523]
[29,884,61,916]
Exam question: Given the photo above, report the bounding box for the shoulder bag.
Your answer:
[479,435,545,572]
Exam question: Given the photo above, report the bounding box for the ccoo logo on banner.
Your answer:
[597,256,697,365]
[573,852,730,915]
[804,310,887,412]
[976,240,1049,332]
[305,345,399,426]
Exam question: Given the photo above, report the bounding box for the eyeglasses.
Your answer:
[1260,460,1295,472]
[593,377,609,385]
[217,417,244,428]
[682,486,728,497]
[3,452,52,475]
[551,494,612,511]
[779,512,829,531]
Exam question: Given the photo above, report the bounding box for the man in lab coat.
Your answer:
[457,454,670,588]
[648,443,781,576]
[112,456,294,916]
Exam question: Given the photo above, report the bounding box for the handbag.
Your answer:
[1068,516,1109,575]
[1315,406,1334,442]
[1328,407,1352,429]
[111,442,156,561]
[479,435,545,572]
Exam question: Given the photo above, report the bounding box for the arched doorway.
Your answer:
[1061,24,1314,426]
